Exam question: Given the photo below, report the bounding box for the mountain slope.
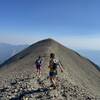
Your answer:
[0,39,100,99]
[76,49,100,67]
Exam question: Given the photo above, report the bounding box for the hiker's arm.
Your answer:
[48,61,51,68]
[41,58,44,65]
[59,65,64,72]
[35,59,37,64]
[58,62,64,72]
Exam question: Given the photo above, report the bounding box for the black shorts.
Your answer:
[36,65,41,70]
[49,71,57,77]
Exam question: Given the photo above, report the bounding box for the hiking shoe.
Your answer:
[50,84,54,87]
[53,85,57,89]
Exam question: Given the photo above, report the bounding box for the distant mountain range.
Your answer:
[76,49,100,67]
[0,43,28,64]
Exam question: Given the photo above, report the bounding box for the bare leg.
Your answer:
[50,77,53,85]
[52,76,56,87]
[50,76,56,88]
[38,69,41,78]
[36,69,39,76]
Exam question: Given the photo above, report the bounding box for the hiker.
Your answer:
[35,56,43,78]
[48,53,64,89]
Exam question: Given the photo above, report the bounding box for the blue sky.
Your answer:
[0,0,100,50]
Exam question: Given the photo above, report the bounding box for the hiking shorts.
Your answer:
[36,65,41,70]
[49,71,57,77]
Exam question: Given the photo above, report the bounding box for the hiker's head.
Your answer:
[38,56,41,59]
[50,53,55,58]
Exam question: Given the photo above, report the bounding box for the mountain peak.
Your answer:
[33,38,58,45]
[43,38,55,42]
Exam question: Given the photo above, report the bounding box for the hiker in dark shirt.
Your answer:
[35,56,43,78]
[48,53,64,89]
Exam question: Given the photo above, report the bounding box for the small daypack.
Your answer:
[35,58,42,66]
[52,59,59,70]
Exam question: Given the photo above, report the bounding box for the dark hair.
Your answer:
[38,56,41,59]
[50,53,55,58]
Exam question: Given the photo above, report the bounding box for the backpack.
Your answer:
[35,58,42,66]
[52,59,59,70]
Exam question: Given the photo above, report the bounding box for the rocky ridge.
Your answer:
[0,74,97,100]
[0,39,100,100]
